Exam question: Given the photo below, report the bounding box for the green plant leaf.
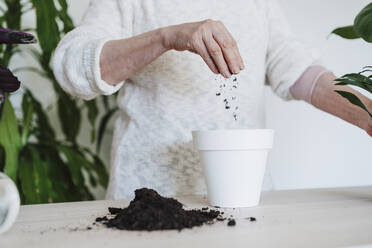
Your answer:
[101,95,110,111]
[80,148,109,188]
[335,90,372,118]
[21,92,34,145]
[18,147,39,204]
[40,145,87,203]
[354,3,372,43]
[56,0,74,33]
[30,0,60,61]
[96,107,118,153]
[2,0,22,67]
[0,145,4,172]
[57,145,94,201]
[335,73,372,94]
[25,90,55,141]
[0,96,22,181]
[18,145,51,204]
[57,91,81,144]
[58,145,85,188]
[331,26,360,40]
[86,100,99,143]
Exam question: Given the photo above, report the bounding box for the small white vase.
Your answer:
[0,172,20,234]
[192,129,274,208]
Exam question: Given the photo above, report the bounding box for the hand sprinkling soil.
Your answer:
[95,188,228,231]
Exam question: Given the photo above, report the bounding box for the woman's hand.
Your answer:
[311,72,372,137]
[100,19,244,85]
[162,19,245,78]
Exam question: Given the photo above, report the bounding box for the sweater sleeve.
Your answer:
[52,0,130,100]
[265,0,319,100]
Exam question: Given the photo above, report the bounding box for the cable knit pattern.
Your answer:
[52,0,318,200]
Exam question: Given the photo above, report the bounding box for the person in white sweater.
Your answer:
[52,0,372,200]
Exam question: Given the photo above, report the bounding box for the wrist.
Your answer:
[159,26,175,51]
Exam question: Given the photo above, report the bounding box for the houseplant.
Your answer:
[331,2,372,118]
[0,1,116,204]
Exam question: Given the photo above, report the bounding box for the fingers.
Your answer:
[203,35,231,78]
[184,19,245,77]
[212,22,245,74]
[195,42,219,74]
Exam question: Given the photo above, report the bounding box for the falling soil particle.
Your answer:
[215,76,240,121]
[245,217,256,222]
[227,219,236,226]
[95,188,225,231]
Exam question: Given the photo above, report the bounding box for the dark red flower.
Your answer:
[0,66,21,93]
[0,28,36,44]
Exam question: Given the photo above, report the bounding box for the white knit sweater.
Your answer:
[52,0,317,200]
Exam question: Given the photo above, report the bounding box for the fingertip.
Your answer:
[224,72,232,78]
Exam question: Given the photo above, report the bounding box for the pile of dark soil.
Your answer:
[95,188,224,231]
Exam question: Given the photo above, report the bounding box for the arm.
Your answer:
[263,1,371,136]
[290,66,372,136]
[311,72,372,136]
[53,0,243,100]
[100,20,245,86]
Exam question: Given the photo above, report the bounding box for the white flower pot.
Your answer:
[192,129,274,208]
[0,173,20,234]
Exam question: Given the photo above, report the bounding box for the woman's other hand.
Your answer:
[162,19,245,78]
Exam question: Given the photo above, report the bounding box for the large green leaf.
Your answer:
[59,144,108,189]
[56,0,74,33]
[30,0,60,61]
[335,73,372,94]
[80,148,109,188]
[21,92,34,145]
[86,100,99,143]
[331,26,360,40]
[335,90,372,118]
[0,96,22,181]
[4,0,21,30]
[18,147,39,204]
[18,145,51,204]
[0,145,4,172]
[57,91,81,144]
[41,145,87,203]
[57,145,94,200]
[25,90,55,141]
[354,3,372,43]
[2,0,22,67]
[58,145,85,188]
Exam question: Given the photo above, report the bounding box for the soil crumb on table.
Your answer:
[245,217,256,222]
[95,188,225,231]
[227,219,236,226]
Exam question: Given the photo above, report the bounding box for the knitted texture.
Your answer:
[52,0,318,200]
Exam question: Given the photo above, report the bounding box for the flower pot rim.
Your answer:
[192,129,274,151]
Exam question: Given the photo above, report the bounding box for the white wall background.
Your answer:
[12,0,372,197]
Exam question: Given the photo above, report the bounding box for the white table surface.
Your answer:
[2,186,372,248]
